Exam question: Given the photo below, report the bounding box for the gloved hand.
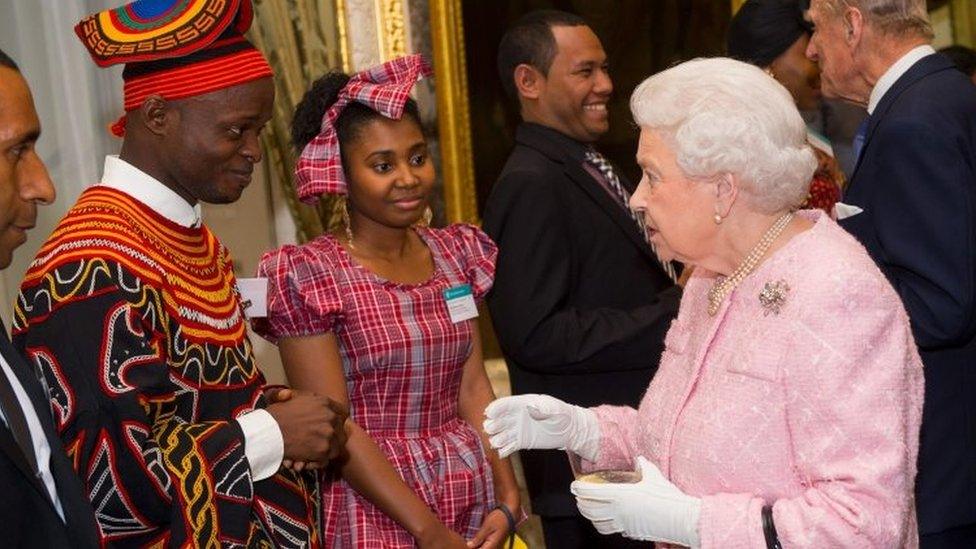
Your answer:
[483,394,601,461]
[572,456,702,547]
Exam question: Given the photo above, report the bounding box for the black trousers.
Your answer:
[541,515,652,548]
[920,523,976,549]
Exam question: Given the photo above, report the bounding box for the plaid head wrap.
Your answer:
[75,0,273,136]
[294,54,433,203]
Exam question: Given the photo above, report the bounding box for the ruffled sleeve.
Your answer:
[252,242,343,342]
[445,223,498,301]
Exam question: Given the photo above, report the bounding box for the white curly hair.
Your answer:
[630,57,818,214]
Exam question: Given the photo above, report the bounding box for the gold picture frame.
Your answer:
[428,0,480,224]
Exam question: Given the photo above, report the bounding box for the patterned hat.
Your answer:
[75,0,273,136]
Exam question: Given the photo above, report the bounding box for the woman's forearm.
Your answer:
[337,421,444,539]
[278,335,445,540]
[458,325,521,512]
[459,374,521,511]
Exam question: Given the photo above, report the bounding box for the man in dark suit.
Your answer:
[0,49,100,548]
[806,1,976,546]
[483,10,681,548]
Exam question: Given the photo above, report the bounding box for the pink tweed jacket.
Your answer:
[588,210,924,548]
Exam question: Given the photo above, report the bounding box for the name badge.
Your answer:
[237,277,269,318]
[443,284,478,323]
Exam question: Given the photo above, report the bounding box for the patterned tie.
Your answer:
[584,150,679,283]
[852,114,871,164]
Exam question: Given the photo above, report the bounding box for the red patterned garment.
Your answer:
[802,131,846,213]
[255,224,498,547]
[12,186,318,548]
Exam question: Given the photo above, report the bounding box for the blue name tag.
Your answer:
[443,284,478,323]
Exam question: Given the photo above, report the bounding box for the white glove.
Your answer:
[483,394,601,461]
[572,456,702,547]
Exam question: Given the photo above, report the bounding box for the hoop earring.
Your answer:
[342,197,355,248]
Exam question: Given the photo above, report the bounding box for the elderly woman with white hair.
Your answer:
[484,58,924,548]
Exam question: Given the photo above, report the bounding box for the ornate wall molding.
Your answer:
[344,0,381,68]
[342,0,412,69]
[376,0,409,60]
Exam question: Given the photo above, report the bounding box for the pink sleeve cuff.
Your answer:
[698,492,765,549]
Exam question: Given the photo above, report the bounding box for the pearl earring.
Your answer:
[713,213,723,225]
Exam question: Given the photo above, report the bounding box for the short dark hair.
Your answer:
[291,71,422,165]
[0,48,20,71]
[940,45,976,77]
[496,9,587,100]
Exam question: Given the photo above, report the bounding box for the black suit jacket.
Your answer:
[483,123,681,516]
[0,330,99,548]
[839,53,976,535]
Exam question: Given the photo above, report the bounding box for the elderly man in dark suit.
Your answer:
[482,10,681,548]
[806,1,976,546]
[0,49,100,548]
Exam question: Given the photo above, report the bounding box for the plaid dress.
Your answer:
[255,224,498,547]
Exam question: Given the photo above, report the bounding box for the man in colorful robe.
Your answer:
[11,1,347,546]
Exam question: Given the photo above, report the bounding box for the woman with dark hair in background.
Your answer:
[941,44,976,84]
[254,55,521,548]
[727,0,846,213]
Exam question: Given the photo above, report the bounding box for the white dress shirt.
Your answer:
[868,44,936,114]
[98,155,284,481]
[0,351,65,519]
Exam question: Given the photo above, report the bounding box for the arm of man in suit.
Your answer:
[485,169,681,375]
[868,117,976,349]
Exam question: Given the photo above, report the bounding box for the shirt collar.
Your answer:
[518,122,592,161]
[868,44,936,114]
[98,155,202,228]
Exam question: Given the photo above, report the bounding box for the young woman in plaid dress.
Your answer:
[253,56,521,548]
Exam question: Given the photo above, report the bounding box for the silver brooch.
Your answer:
[759,279,790,316]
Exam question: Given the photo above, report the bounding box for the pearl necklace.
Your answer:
[707,212,794,316]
